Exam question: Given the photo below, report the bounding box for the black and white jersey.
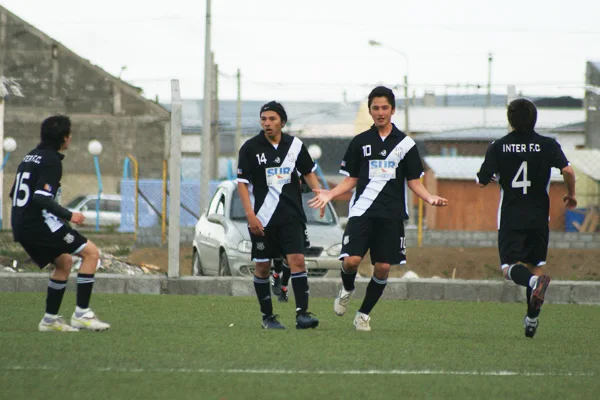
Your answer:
[340,124,424,220]
[477,130,569,229]
[9,144,72,241]
[237,132,316,227]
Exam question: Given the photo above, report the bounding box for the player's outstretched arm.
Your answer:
[308,176,358,209]
[302,172,325,218]
[407,178,448,207]
[561,165,577,209]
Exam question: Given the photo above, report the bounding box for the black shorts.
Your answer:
[340,217,406,265]
[498,226,549,269]
[18,225,88,269]
[250,221,306,262]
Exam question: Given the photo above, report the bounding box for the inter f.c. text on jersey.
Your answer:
[237,132,316,227]
[477,130,569,229]
[340,124,424,220]
[10,144,73,241]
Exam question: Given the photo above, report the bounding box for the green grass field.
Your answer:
[1,293,598,400]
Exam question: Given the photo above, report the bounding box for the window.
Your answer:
[207,189,224,215]
[103,199,121,212]
[215,196,225,216]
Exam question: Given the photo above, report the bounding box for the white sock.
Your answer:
[529,276,539,288]
[43,313,58,321]
[525,316,537,324]
[75,306,90,316]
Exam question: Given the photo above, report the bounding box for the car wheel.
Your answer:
[218,251,231,276]
[192,250,204,276]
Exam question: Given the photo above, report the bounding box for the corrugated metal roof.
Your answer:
[415,127,559,142]
[564,149,600,181]
[424,155,563,181]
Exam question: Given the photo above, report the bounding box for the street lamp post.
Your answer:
[0,137,17,229]
[368,40,410,136]
[88,140,103,232]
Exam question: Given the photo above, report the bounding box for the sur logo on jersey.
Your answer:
[368,160,397,180]
[265,167,292,186]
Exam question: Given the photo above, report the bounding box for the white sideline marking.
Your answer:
[3,366,594,377]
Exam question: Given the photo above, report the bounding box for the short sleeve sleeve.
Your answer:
[476,142,499,185]
[402,145,424,181]
[296,143,316,176]
[34,157,62,197]
[236,143,253,184]
[340,138,361,178]
[551,139,569,170]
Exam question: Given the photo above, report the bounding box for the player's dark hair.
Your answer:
[368,86,396,109]
[40,115,71,150]
[507,99,537,131]
[260,101,288,125]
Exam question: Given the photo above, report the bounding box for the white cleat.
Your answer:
[38,316,79,332]
[71,310,111,331]
[334,288,355,316]
[353,312,371,331]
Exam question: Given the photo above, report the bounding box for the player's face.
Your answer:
[260,111,283,140]
[369,97,395,129]
[60,134,72,151]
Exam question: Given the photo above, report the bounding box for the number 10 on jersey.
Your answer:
[511,161,532,194]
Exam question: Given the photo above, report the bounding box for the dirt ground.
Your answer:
[126,246,600,281]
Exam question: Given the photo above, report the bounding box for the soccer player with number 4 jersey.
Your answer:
[477,99,577,338]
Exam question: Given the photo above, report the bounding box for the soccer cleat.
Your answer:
[296,311,319,329]
[353,312,371,331]
[524,316,539,338]
[262,314,286,329]
[278,286,289,302]
[530,275,551,311]
[334,288,355,316]
[70,310,111,331]
[38,316,79,332]
[270,273,282,296]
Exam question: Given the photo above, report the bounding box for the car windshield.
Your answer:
[230,190,336,225]
[65,196,87,209]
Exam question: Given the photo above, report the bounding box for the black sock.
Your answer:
[272,259,283,275]
[46,279,67,315]
[291,271,309,312]
[507,264,533,287]
[358,276,387,315]
[253,275,273,317]
[76,273,95,309]
[526,286,541,319]
[281,260,291,287]
[341,263,357,292]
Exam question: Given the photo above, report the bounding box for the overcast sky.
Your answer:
[3,0,600,103]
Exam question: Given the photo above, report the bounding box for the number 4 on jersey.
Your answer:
[511,161,531,194]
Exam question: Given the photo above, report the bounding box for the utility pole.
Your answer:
[168,79,182,278]
[404,75,410,136]
[235,68,241,160]
[211,59,219,180]
[200,0,212,215]
[487,53,493,108]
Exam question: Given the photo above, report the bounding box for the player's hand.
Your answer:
[70,212,85,225]
[308,189,333,209]
[247,214,265,236]
[427,195,448,207]
[563,195,577,209]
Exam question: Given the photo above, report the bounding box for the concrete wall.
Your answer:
[0,6,170,227]
[2,274,599,304]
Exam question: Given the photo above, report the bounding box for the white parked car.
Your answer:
[66,194,121,227]
[192,180,344,277]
